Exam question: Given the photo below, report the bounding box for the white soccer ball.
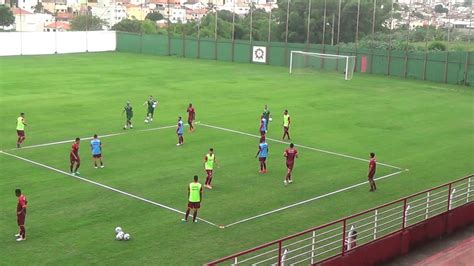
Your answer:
[123,233,131,241]
[116,232,124,240]
[269,117,273,121]
[115,227,123,234]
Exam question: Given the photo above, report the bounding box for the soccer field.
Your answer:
[0,52,473,264]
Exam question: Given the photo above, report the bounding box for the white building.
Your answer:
[91,3,127,28]
[17,0,39,13]
[12,8,54,31]
[129,0,146,5]
[169,6,186,23]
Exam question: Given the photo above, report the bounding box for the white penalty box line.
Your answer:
[224,170,407,228]
[199,123,406,171]
[0,150,219,228]
[5,121,407,229]
[197,123,408,228]
[7,124,179,151]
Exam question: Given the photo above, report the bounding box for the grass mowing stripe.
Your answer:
[224,169,408,228]
[0,150,220,228]
[200,123,404,170]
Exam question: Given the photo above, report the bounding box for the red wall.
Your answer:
[319,203,474,266]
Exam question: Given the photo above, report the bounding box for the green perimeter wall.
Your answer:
[116,32,474,87]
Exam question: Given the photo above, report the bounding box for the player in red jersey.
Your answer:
[283,143,298,185]
[70,137,81,175]
[187,103,196,132]
[15,189,28,241]
[368,153,377,191]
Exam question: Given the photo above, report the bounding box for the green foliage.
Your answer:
[70,15,107,31]
[111,19,158,34]
[434,4,448,13]
[164,0,392,43]
[272,0,393,44]
[428,41,446,51]
[34,2,43,13]
[0,5,14,28]
[112,19,142,33]
[413,11,424,19]
[145,11,164,22]
[157,0,467,52]
[141,19,158,34]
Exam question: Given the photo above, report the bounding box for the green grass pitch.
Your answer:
[0,52,473,264]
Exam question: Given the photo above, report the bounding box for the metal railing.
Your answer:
[208,175,473,265]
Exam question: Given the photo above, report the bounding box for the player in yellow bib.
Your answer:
[182,175,202,223]
[282,109,291,141]
[204,148,219,189]
[16,113,28,148]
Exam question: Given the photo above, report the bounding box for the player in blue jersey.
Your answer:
[176,116,184,146]
[255,137,269,173]
[259,114,267,137]
[90,134,104,168]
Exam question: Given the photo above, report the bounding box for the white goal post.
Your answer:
[289,51,356,80]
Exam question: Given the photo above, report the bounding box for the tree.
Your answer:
[112,19,142,33]
[111,19,157,34]
[70,15,107,31]
[0,5,15,29]
[434,4,448,13]
[413,11,424,19]
[145,11,163,22]
[141,19,157,34]
[428,41,446,51]
[272,0,393,44]
[34,2,43,13]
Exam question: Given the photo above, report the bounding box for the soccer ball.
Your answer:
[115,227,123,234]
[116,232,124,240]
[269,117,273,122]
[123,233,131,241]
[144,119,149,123]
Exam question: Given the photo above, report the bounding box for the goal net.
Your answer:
[289,51,356,80]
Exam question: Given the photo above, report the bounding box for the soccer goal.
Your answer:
[289,51,356,80]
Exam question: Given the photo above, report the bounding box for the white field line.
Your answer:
[200,123,404,171]
[224,170,407,228]
[0,150,219,228]
[7,124,179,151]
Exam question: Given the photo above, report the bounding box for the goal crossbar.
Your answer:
[289,51,356,80]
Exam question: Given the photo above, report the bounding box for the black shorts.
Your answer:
[93,154,102,158]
